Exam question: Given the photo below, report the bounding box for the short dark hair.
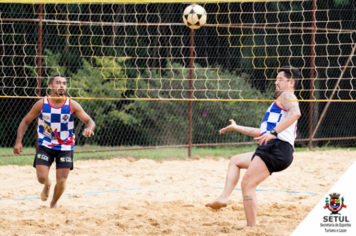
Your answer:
[278,65,300,89]
[49,74,65,84]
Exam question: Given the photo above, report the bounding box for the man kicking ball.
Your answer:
[205,66,301,226]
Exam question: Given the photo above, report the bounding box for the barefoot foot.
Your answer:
[50,201,58,209]
[40,180,51,201]
[205,198,228,210]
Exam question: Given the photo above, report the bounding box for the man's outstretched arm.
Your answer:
[219,119,260,138]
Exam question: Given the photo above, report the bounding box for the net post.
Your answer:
[308,0,316,150]
[188,28,194,158]
[35,4,43,151]
[37,4,43,97]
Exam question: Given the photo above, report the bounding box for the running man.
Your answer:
[205,66,301,226]
[14,75,95,208]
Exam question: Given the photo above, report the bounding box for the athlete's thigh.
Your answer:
[230,151,255,169]
[242,156,270,187]
[56,168,70,180]
[55,150,74,171]
[36,164,50,180]
[34,146,54,179]
[55,150,72,181]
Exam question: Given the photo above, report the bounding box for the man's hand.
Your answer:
[14,143,23,155]
[71,100,96,137]
[219,119,238,134]
[254,132,275,145]
[83,128,94,137]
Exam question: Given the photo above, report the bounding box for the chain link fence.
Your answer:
[1,1,356,163]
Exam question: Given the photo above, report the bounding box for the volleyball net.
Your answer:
[1,0,356,160]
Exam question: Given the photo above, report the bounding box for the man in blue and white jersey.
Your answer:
[14,75,95,208]
[206,66,301,227]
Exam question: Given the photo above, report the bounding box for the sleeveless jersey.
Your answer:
[37,97,75,151]
[259,98,298,147]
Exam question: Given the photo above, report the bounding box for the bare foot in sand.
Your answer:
[40,179,51,201]
[50,201,58,209]
[205,197,228,210]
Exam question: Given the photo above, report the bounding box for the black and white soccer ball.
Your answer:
[182,4,207,29]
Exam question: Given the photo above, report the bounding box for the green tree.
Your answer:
[29,50,275,147]
[123,61,275,145]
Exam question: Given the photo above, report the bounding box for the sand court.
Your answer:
[1,149,355,235]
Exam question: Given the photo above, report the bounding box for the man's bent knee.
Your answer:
[229,152,254,169]
[56,177,67,186]
[230,154,249,168]
[241,175,256,191]
[230,155,243,166]
[37,176,48,184]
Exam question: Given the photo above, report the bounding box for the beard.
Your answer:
[56,89,65,96]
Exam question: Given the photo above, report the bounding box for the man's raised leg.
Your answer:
[36,165,51,201]
[205,151,254,209]
[240,156,270,226]
[50,168,70,209]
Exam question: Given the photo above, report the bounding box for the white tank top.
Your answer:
[259,99,298,147]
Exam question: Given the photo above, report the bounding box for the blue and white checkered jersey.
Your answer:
[37,97,75,151]
[260,98,298,147]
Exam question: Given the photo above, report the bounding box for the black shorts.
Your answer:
[33,146,74,170]
[251,139,293,175]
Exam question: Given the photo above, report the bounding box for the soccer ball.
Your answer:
[182,4,207,29]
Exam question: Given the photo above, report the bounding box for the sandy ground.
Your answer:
[1,150,356,236]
